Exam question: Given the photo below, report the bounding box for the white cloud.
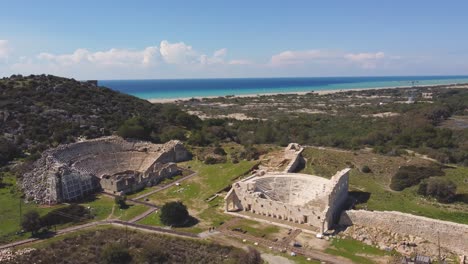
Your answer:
[0,40,10,60]
[213,48,227,58]
[228,59,252,65]
[159,40,199,64]
[37,47,159,67]
[270,49,339,66]
[344,52,385,69]
[344,52,385,61]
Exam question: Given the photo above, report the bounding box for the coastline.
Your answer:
[147,82,468,104]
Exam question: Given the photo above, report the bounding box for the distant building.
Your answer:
[422,92,433,99]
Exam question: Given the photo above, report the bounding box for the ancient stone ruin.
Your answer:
[225,143,349,233]
[22,136,191,204]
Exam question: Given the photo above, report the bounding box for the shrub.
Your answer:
[390,165,444,191]
[159,201,189,227]
[101,243,132,264]
[361,165,371,173]
[418,177,457,203]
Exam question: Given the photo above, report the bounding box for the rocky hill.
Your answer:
[0,74,199,165]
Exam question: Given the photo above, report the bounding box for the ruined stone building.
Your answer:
[22,136,191,204]
[225,144,349,233]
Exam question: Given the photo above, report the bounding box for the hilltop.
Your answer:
[0,74,199,165]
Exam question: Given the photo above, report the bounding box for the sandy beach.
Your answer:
[147,83,468,103]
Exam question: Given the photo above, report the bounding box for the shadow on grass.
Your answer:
[75,193,100,203]
[455,193,468,204]
[172,216,199,228]
[347,191,371,209]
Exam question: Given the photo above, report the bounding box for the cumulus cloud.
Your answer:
[37,47,159,67]
[159,40,199,64]
[0,40,10,60]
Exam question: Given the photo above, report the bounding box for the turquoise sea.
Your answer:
[99,76,468,100]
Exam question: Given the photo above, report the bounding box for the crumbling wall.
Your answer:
[284,143,304,173]
[339,210,468,256]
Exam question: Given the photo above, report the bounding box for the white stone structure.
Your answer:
[22,136,191,204]
[340,210,468,257]
[225,168,350,233]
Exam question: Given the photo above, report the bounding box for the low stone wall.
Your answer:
[339,210,468,256]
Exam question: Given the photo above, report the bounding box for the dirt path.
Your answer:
[106,204,116,220]
[128,207,158,223]
[219,218,353,264]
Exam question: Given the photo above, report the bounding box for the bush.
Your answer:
[418,177,457,203]
[114,195,127,209]
[101,243,132,264]
[117,117,150,140]
[159,201,189,227]
[21,210,42,235]
[361,165,371,173]
[0,137,20,166]
[390,165,444,191]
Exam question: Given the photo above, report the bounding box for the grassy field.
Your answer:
[228,219,281,240]
[300,147,468,224]
[325,238,392,264]
[0,176,149,245]
[141,159,257,232]
[0,175,63,243]
[79,194,149,221]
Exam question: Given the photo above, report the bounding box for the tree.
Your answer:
[159,201,189,226]
[0,137,20,166]
[21,210,42,235]
[117,117,151,140]
[114,195,127,209]
[101,243,132,264]
[418,177,457,203]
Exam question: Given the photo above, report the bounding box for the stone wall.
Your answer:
[339,210,468,256]
[284,143,304,173]
[324,169,349,228]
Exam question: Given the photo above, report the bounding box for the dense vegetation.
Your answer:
[180,86,468,165]
[4,227,260,264]
[418,177,457,203]
[0,74,200,164]
[390,165,445,191]
[1,75,467,168]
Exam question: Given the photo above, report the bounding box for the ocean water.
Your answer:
[99,76,468,100]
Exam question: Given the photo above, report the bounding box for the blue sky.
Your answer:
[1,0,468,79]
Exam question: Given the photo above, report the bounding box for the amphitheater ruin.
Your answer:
[22,136,191,204]
[225,143,350,233]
